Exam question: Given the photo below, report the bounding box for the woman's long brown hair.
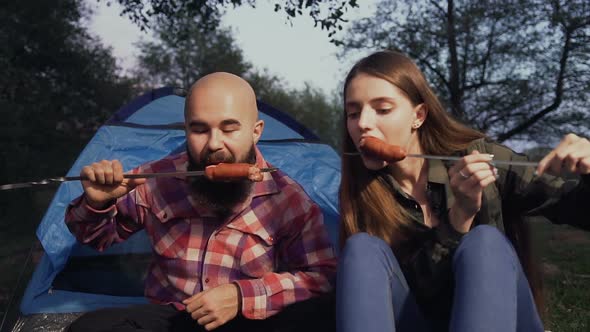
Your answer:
[339,50,543,314]
[339,50,485,247]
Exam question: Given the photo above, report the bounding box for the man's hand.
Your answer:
[447,150,497,233]
[80,160,145,209]
[537,134,590,176]
[183,283,241,331]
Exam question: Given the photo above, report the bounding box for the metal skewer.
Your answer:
[0,168,278,191]
[343,152,539,168]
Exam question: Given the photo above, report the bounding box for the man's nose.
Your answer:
[207,130,224,151]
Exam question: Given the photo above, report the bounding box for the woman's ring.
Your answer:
[459,170,469,179]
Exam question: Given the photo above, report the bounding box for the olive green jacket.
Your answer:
[379,138,589,329]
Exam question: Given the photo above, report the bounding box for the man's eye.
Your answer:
[222,126,240,133]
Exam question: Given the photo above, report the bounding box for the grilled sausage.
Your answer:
[359,137,407,162]
[205,163,263,182]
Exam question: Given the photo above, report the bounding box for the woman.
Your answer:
[336,50,590,332]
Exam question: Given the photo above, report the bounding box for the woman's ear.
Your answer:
[412,104,428,129]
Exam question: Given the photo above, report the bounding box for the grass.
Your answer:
[532,220,590,331]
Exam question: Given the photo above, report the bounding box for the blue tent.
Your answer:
[8,87,341,329]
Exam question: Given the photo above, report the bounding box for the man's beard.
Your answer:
[187,145,257,219]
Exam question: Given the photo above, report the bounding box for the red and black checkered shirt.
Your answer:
[65,148,336,319]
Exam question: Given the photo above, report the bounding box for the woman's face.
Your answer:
[345,73,423,170]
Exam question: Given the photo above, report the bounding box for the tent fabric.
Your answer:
[20,88,341,315]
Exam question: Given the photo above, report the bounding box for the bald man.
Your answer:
[65,72,337,332]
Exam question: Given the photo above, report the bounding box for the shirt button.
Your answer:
[205,278,210,283]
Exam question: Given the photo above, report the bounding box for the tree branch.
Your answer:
[464,78,512,90]
[479,20,497,86]
[497,27,572,142]
[445,0,464,118]
[415,57,450,89]
[429,0,445,16]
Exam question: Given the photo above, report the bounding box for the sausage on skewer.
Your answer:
[0,163,274,190]
[205,163,264,182]
[359,137,407,163]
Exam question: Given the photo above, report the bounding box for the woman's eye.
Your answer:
[191,127,208,134]
[346,112,360,119]
[377,108,392,115]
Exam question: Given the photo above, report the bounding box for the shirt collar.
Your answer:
[380,158,454,212]
[217,147,280,224]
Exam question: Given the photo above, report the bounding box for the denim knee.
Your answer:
[341,233,393,261]
[453,225,518,269]
[339,233,404,280]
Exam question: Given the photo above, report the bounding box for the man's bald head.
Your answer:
[184,72,258,125]
[183,72,265,176]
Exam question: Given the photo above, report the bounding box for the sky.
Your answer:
[87,1,375,95]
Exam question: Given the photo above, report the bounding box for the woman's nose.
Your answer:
[357,109,376,131]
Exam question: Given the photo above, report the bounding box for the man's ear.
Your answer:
[253,119,264,144]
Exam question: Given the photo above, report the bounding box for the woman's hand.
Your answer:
[537,134,590,177]
[447,151,497,233]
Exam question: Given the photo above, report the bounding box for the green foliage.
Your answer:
[249,71,342,147]
[338,0,590,144]
[0,0,136,319]
[0,0,136,183]
[134,19,251,89]
[106,0,358,37]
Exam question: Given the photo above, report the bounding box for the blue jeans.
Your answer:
[336,225,544,332]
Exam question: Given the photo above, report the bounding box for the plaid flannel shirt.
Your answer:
[65,148,337,319]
